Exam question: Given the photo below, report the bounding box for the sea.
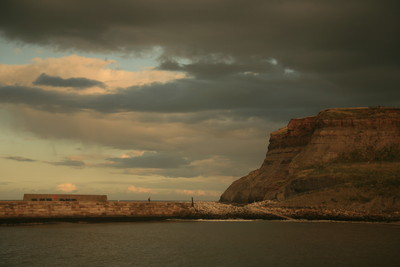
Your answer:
[1,220,399,267]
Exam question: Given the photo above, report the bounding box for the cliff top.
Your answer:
[317,107,400,119]
[274,107,400,135]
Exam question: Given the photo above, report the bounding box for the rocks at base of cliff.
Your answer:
[220,107,400,213]
[191,201,400,222]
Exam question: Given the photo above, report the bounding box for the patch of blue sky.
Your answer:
[0,36,159,71]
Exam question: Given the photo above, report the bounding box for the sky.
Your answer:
[0,0,399,200]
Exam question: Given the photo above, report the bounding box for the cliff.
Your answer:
[220,107,400,213]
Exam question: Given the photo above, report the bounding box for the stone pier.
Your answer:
[0,201,193,224]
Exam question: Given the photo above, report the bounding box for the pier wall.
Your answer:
[23,194,107,202]
[0,201,193,223]
[1,201,398,223]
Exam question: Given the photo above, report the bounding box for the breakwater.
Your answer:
[0,201,193,224]
[1,201,399,224]
[0,201,283,224]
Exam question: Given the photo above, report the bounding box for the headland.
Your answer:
[220,107,400,221]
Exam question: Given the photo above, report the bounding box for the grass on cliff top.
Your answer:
[318,106,400,119]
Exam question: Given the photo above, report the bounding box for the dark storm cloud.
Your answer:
[33,73,105,89]
[0,73,339,121]
[1,0,398,109]
[106,152,190,169]
[0,1,398,65]
[2,66,399,122]
[0,85,87,112]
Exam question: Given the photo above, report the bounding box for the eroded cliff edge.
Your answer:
[220,107,400,213]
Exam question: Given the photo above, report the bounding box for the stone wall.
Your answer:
[0,201,193,223]
[23,194,107,202]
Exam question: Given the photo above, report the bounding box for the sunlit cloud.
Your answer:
[119,151,146,158]
[175,189,220,197]
[0,55,186,95]
[284,68,295,74]
[127,185,154,194]
[267,58,278,66]
[56,183,78,192]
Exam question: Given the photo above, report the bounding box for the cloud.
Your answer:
[0,85,80,112]
[3,155,85,168]
[106,151,190,169]
[150,155,255,178]
[4,156,36,162]
[3,67,399,123]
[0,55,185,91]
[1,0,399,118]
[0,71,346,120]
[49,159,85,168]
[127,185,153,194]
[157,58,275,79]
[175,189,220,197]
[2,106,277,179]
[56,183,78,192]
[0,1,398,73]
[32,73,105,89]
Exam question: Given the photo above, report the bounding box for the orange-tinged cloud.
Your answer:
[0,54,185,94]
[56,183,78,192]
[175,189,220,197]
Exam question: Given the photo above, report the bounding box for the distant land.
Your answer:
[220,107,400,216]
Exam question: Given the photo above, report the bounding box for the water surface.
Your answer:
[1,220,399,266]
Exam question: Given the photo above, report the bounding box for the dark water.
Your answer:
[1,220,399,267]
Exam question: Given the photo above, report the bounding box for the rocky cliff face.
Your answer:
[220,107,400,212]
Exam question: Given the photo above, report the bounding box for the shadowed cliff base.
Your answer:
[220,107,400,216]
